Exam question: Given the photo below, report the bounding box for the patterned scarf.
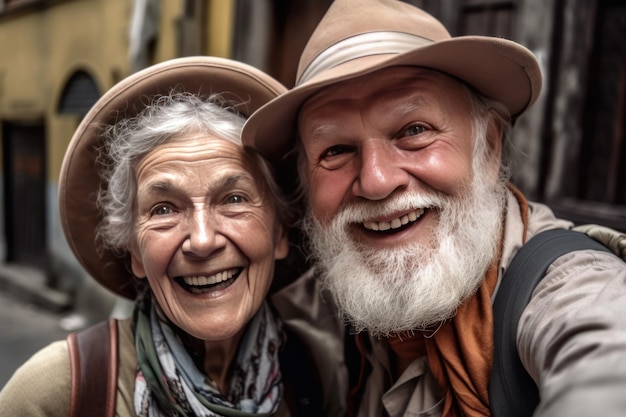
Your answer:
[133,295,283,417]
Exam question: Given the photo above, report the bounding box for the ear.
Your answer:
[274,225,290,260]
[128,242,147,279]
[485,117,504,182]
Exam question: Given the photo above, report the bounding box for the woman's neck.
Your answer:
[179,329,244,395]
[203,334,244,394]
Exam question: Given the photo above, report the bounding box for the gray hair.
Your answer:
[97,92,291,253]
[466,85,513,183]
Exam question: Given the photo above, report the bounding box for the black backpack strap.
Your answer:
[279,326,324,417]
[489,229,611,417]
[67,318,118,417]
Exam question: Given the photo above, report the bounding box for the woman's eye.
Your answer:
[225,194,246,204]
[151,205,173,216]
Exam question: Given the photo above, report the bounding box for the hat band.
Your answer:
[297,31,434,86]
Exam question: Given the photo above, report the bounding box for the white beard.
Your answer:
[303,157,506,336]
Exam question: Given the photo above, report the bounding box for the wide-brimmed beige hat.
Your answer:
[59,56,287,300]
[242,0,542,158]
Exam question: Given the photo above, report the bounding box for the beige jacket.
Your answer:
[0,273,348,417]
[354,190,626,417]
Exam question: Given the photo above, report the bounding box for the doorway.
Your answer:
[2,122,47,269]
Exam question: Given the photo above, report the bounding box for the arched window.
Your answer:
[58,70,100,116]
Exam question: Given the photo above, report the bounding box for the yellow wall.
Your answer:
[0,0,135,180]
[154,0,184,61]
[207,0,235,57]
[0,0,234,181]
[0,12,47,120]
[0,0,237,285]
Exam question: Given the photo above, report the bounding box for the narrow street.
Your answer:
[0,289,70,387]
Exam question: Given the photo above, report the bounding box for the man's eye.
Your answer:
[402,124,427,137]
[321,145,353,159]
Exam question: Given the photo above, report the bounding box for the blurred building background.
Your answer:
[0,0,624,322]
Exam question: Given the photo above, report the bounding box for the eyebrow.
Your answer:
[395,100,422,115]
[309,123,343,139]
[144,181,175,195]
[143,174,251,197]
[218,174,250,190]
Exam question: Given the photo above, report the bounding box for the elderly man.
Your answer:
[243,0,626,416]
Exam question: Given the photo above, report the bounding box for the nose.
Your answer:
[182,209,225,257]
[352,141,410,200]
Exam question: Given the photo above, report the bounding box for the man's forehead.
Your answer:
[302,66,459,109]
[299,68,460,127]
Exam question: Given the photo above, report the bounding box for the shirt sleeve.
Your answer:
[518,249,626,417]
[0,340,71,417]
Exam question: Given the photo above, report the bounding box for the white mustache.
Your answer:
[329,191,448,227]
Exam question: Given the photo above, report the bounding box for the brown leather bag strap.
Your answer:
[67,318,119,417]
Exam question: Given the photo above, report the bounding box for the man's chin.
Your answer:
[343,306,459,337]
[306,171,506,337]
[325,269,472,337]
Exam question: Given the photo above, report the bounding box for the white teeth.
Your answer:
[364,221,379,231]
[363,208,425,231]
[182,268,238,286]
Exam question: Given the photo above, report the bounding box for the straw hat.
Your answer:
[58,56,287,300]
[242,0,542,158]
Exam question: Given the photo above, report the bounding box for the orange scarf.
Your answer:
[387,185,529,416]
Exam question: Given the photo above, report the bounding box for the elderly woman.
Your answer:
[0,57,346,417]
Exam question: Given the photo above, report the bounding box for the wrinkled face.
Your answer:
[300,66,488,243]
[129,135,288,342]
[298,67,505,334]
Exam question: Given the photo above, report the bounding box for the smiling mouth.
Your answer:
[176,267,242,294]
[362,208,426,233]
